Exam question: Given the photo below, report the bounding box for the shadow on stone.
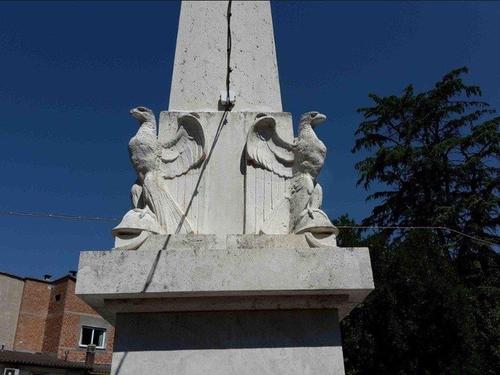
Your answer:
[114,309,341,352]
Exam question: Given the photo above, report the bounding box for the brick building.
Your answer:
[0,272,113,374]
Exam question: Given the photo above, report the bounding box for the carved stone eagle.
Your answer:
[112,107,206,249]
[245,111,338,246]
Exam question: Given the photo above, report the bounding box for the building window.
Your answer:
[55,293,61,301]
[79,326,106,349]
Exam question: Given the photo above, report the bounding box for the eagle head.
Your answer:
[130,106,155,124]
[300,111,327,128]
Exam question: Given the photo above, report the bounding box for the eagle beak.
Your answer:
[130,108,141,120]
[311,113,327,127]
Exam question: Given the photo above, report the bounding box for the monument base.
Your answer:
[76,235,374,375]
[112,310,344,375]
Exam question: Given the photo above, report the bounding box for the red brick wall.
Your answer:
[63,279,99,315]
[13,277,114,366]
[41,280,67,353]
[56,279,114,365]
[57,315,113,365]
[13,279,51,352]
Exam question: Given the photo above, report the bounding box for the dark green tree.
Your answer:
[340,68,500,375]
[353,67,498,252]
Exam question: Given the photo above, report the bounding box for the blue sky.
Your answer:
[0,1,499,278]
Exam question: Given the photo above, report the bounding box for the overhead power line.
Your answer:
[0,210,119,222]
[336,225,498,246]
[0,209,497,246]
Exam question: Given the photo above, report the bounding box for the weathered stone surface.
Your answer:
[157,111,294,236]
[114,108,341,249]
[76,235,374,322]
[112,109,206,250]
[169,1,282,112]
[245,111,339,245]
[111,310,345,375]
[137,233,310,251]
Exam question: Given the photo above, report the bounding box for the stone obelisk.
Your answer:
[76,2,374,374]
[169,1,282,112]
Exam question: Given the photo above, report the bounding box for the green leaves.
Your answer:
[353,67,499,247]
[341,68,500,375]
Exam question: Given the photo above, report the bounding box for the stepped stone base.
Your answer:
[76,234,374,375]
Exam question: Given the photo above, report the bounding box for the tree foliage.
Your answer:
[340,68,500,374]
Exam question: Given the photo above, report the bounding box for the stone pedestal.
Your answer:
[77,1,375,373]
[76,235,374,375]
[112,310,344,375]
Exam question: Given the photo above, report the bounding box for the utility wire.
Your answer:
[0,210,120,222]
[0,209,496,246]
[336,225,498,246]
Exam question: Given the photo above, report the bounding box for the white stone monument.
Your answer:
[76,1,374,374]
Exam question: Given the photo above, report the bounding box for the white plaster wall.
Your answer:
[0,274,24,349]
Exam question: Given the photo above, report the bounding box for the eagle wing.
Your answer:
[159,113,206,179]
[246,115,295,178]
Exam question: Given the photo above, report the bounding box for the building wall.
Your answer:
[0,363,85,375]
[13,279,52,352]
[0,274,25,349]
[7,274,114,366]
[42,279,67,354]
[57,278,114,364]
